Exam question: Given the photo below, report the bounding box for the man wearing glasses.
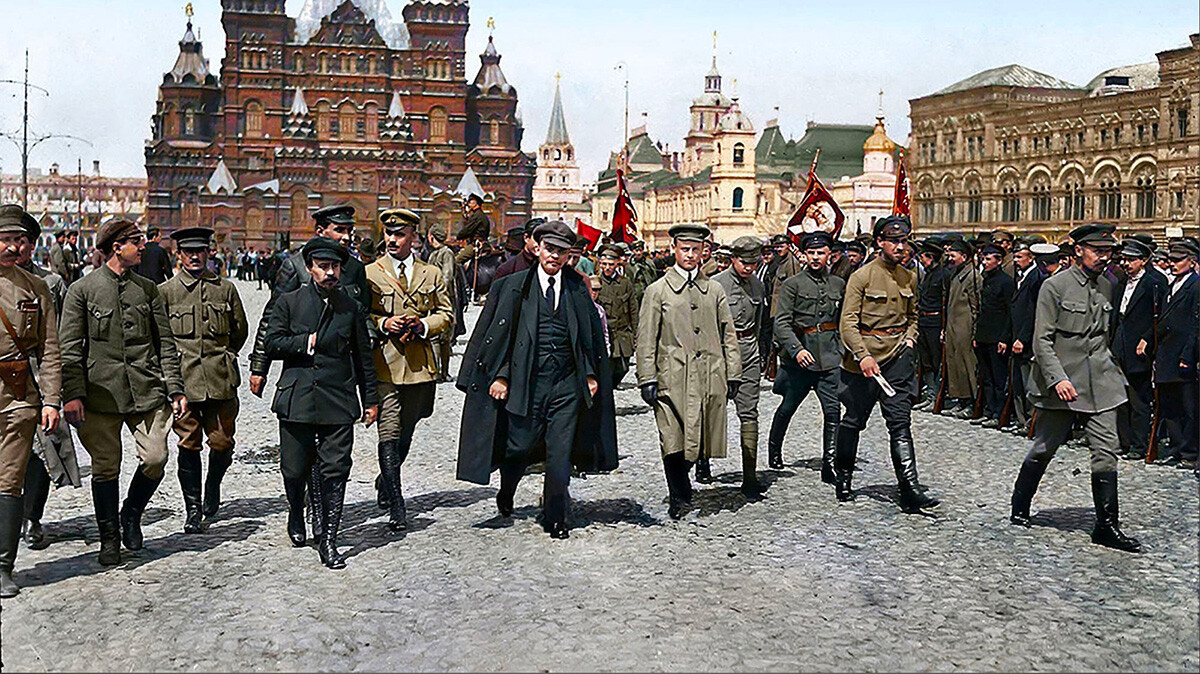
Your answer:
[60,219,186,566]
[712,236,768,499]
[159,227,248,534]
[834,216,940,513]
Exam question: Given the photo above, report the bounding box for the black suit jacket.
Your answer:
[455,268,618,484]
[263,281,378,425]
[1109,268,1168,375]
[250,242,369,376]
[1010,266,1046,352]
[975,267,1015,344]
[135,242,174,285]
[1154,272,1198,384]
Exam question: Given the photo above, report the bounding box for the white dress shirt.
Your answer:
[673,265,697,283]
[536,265,563,310]
[1119,268,1144,315]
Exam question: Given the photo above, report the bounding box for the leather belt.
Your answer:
[735,327,756,339]
[860,326,906,336]
[796,321,839,335]
[919,311,941,317]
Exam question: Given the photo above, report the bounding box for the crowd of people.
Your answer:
[0,195,1195,595]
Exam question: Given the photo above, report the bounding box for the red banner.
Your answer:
[786,153,845,245]
[611,169,638,244]
[892,151,911,217]
[576,218,603,251]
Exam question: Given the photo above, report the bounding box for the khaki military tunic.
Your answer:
[840,257,919,372]
[0,265,61,495]
[596,273,638,360]
[160,270,248,403]
[636,267,741,461]
[713,268,765,423]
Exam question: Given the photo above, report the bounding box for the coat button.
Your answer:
[691,304,698,310]
[694,327,700,334]
[477,359,484,367]
[471,384,478,391]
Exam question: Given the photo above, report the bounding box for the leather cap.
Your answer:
[302,236,349,264]
[313,203,356,226]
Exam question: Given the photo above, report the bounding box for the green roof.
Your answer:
[756,123,875,183]
[933,64,1082,96]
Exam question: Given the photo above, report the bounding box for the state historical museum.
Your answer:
[145,0,535,248]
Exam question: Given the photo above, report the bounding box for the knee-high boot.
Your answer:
[319,477,347,569]
[283,477,307,547]
[890,431,940,513]
[1009,459,1048,526]
[834,427,860,502]
[308,462,325,543]
[1091,472,1142,552]
[23,455,51,549]
[767,409,786,470]
[740,421,764,499]
[203,449,234,519]
[92,479,122,566]
[378,441,407,531]
[177,450,204,534]
[120,470,163,551]
[820,421,838,485]
[0,494,24,597]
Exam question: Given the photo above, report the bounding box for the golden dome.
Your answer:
[864,116,896,154]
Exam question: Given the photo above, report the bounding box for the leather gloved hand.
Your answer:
[727,381,739,401]
[640,382,658,406]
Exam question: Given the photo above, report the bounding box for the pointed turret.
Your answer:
[283,88,315,139]
[545,80,570,146]
[380,91,414,141]
[533,75,583,207]
[467,33,522,150]
[151,6,220,142]
[472,36,515,97]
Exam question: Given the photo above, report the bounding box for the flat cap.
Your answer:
[1167,237,1199,260]
[96,218,141,251]
[991,229,1015,242]
[170,226,214,250]
[729,235,764,260]
[1118,238,1153,259]
[799,231,834,251]
[428,225,447,243]
[979,243,1006,258]
[947,239,974,256]
[0,204,38,238]
[1030,242,1061,257]
[846,240,868,255]
[1068,223,1118,248]
[669,223,711,243]
[629,239,645,250]
[598,244,623,259]
[523,217,547,235]
[770,233,791,246]
[302,237,349,264]
[872,215,912,239]
[1129,233,1157,251]
[918,238,944,256]
[533,220,576,250]
[313,203,356,226]
[714,245,733,259]
[379,208,420,232]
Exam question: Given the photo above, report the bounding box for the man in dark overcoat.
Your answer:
[455,220,617,539]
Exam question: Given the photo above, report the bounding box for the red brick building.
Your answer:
[145,0,534,249]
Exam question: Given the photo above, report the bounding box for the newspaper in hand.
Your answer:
[873,373,897,398]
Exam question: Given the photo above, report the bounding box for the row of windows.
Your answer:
[541,147,574,162]
[240,102,450,143]
[917,108,1191,165]
[919,182,1167,224]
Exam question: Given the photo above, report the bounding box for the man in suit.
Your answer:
[1006,239,1048,435]
[1153,238,1198,469]
[135,227,174,284]
[455,220,617,539]
[365,209,453,532]
[913,238,950,410]
[1109,238,1168,460]
[263,237,377,569]
[973,244,1015,428]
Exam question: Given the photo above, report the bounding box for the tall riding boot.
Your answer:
[664,453,692,520]
[740,421,765,500]
[1009,459,1048,526]
[282,477,307,547]
[695,454,713,484]
[834,427,860,502]
[23,455,52,549]
[203,449,234,519]
[379,441,407,531]
[308,462,325,543]
[1090,472,1142,552]
[820,421,838,485]
[766,412,786,469]
[177,450,204,534]
[120,470,163,551]
[319,477,347,569]
[891,433,940,513]
[92,479,122,566]
[0,494,24,598]
[374,475,389,512]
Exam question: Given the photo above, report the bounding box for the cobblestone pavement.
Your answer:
[1,280,1197,672]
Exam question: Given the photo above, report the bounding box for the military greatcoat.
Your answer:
[944,262,980,399]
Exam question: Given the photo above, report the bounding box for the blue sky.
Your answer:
[0,0,1195,183]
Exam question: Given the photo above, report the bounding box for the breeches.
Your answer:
[1025,408,1119,474]
[173,397,239,454]
[839,348,917,439]
[79,406,173,482]
[377,381,436,442]
[733,361,762,423]
[0,407,38,496]
[279,421,354,484]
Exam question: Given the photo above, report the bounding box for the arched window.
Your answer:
[966,178,982,223]
[183,106,196,136]
[245,101,264,138]
[566,148,573,161]
[365,102,379,140]
[489,119,500,145]
[1134,168,1156,219]
[318,53,328,73]
[944,185,955,223]
[1000,180,1020,222]
[732,187,744,210]
[316,101,331,139]
[295,53,304,72]
[543,149,550,161]
[733,143,745,166]
[429,107,447,142]
[1062,171,1085,222]
[1097,169,1121,220]
[339,103,356,141]
[1030,174,1051,221]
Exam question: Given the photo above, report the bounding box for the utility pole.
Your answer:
[77,156,83,227]
[615,62,629,171]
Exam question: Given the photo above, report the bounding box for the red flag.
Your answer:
[786,151,845,245]
[611,168,638,244]
[576,218,603,251]
[892,151,911,217]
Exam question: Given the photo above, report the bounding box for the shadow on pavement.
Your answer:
[27,506,176,548]
[16,520,265,589]
[1032,506,1095,533]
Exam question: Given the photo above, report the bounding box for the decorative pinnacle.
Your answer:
[185,2,193,19]
[877,89,885,119]
[487,16,495,36]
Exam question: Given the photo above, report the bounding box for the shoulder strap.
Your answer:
[0,304,31,358]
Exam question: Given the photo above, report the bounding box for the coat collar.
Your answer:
[177,268,218,289]
[664,266,708,294]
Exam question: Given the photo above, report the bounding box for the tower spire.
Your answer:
[545,74,570,145]
[705,30,722,93]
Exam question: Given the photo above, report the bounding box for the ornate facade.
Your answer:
[145,0,535,249]
[0,162,146,250]
[908,34,1200,242]
[531,78,588,224]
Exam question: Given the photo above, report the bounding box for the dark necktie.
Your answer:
[545,276,556,311]
[397,259,408,292]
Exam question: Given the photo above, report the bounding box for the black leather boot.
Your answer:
[308,462,325,544]
[834,427,859,502]
[695,455,713,484]
[319,478,347,569]
[374,474,389,512]
[379,441,407,531]
[740,421,765,501]
[1090,472,1142,552]
[203,449,234,519]
[92,479,122,566]
[120,470,162,551]
[177,450,204,534]
[0,494,23,597]
[1009,459,1048,527]
[891,434,940,513]
[820,421,838,485]
[664,454,692,520]
[23,456,51,549]
[283,477,307,547]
